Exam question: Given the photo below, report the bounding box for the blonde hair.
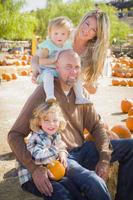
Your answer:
[48,16,73,37]
[76,10,110,85]
[30,102,66,132]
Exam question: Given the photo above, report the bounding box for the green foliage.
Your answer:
[0,0,37,40]
[0,0,132,42]
[34,1,132,44]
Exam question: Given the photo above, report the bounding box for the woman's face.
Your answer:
[78,16,97,42]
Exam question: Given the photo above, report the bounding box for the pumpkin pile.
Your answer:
[0,53,32,67]
[0,52,32,81]
[111,56,133,87]
[112,56,133,78]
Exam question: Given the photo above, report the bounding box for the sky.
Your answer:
[21,0,47,12]
[21,0,109,12]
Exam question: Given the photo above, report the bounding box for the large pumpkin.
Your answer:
[47,160,65,181]
[111,124,131,138]
[126,116,133,131]
[121,99,133,113]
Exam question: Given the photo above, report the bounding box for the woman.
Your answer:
[32,10,110,93]
[73,10,110,91]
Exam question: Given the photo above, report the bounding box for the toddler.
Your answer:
[31,16,91,104]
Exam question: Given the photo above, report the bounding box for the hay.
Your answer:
[107,162,119,200]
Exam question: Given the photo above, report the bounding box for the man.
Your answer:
[8,49,133,200]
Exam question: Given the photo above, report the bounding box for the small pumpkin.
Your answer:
[2,73,6,80]
[111,124,131,138]
[112,79,120,86]
[121,99,133,113]
[4,73,12,81]
[119,80,127,86]
[126,116,133,131]
[11,73,18,80]
[22,55,28,60]
[125,72,132,78]
[21,70,28,76]
[47,160,65,181]
[127,80,133,87]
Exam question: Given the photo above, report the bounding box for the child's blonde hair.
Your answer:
[30,102,66,132]
[48,16,73,37]
[76,10,110,85]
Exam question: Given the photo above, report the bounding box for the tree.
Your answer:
[0,0,37,40]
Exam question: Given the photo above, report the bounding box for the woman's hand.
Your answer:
[95,161,110,182]
[58,151,68,168]
[32,166,54,196]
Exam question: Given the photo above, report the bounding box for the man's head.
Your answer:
[56,49,81,91]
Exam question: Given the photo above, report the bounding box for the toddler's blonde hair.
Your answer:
[48,16,73,37]
[30,102,66,132]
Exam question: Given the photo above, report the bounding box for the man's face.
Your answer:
[56,51,81,88]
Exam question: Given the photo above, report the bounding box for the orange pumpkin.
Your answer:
[2,73,6,80]
[21,60,27,66]
[119,80,127,86]
[121,99,133,113]
[127,80,133,87]
[15,60,21,66]
[47,160,65,181]
[21,70,28,76]
[126,116,133,131]
[111,124,131,138]
[112,79,120,86]
[11,73,18,80]
[119,58,129,66]
[4,73,12,81]
[112,70,116,77]
[125,72,132,78]
[22,55,28,60]
[112,63,121,70]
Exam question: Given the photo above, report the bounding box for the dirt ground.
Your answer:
[0,76,133,200]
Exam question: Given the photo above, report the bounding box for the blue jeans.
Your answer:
[22,177,84,200]
[69,139,133,200]
[67,158,111,200]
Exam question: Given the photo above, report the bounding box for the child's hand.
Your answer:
[58,152,67,168]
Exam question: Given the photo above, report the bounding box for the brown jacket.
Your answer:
[8,79,112,174]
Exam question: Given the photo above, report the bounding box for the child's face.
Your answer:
[40,112,60,135]
[50,27,69,47]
